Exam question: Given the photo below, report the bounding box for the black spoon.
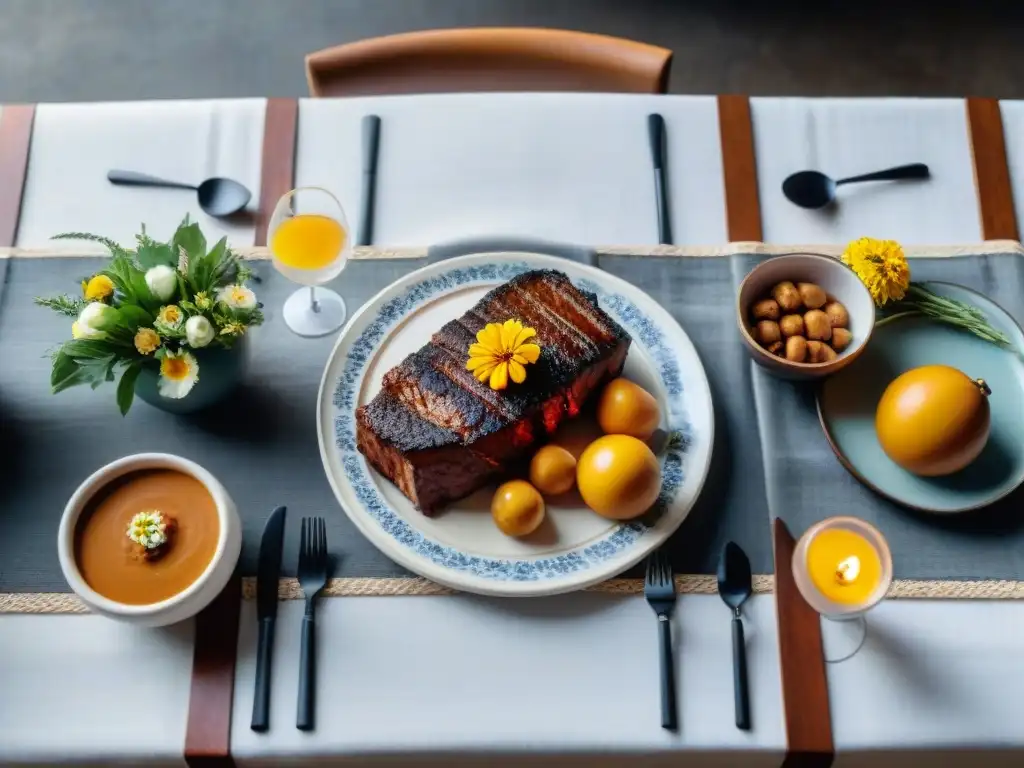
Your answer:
[782,163,930,209]
[107,170,252,217]
[717,541,752,731]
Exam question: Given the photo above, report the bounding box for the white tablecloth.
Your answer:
[3,95,1024,766]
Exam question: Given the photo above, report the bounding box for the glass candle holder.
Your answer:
[792,516,893,661]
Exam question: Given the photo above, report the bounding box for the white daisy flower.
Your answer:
[217,284,257,310]
[158,349,199,399]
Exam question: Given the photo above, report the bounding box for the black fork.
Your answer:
[296,517,328,731]
[644,549,678,730]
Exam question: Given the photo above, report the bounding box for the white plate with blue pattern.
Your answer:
[316,251,714,596]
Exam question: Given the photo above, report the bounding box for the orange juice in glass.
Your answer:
[268,187,352,337]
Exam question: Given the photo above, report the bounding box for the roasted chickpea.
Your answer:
[751,298,780,321]
[767,341,783,356]
[772,281,802,312]
[824,301,849,328]
[785,335,808,363]
[779,314,805,338]
[797,282,827,309]
[803,309,832,341]
[806,340,826,363]
[831,327,853,352]
[754,320,781,346]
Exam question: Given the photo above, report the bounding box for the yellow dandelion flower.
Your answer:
[83,274,115,302]
[134,327,161,355]
[841,237,910,307]
[466,319,541,391]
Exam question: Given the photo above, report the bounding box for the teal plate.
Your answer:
[818,282,1024,514]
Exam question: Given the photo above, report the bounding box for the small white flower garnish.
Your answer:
[835,556,861,585]
[127,510,168,550]
[217,284,257,310]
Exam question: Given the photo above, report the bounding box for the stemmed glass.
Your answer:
[792,516,893,663]
[268,187,352,337]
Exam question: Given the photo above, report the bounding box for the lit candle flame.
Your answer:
[835,555,860,585]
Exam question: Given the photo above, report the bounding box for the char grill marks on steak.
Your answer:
[356,269,631,513]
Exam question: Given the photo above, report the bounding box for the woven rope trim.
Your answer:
[4,577,1023,614]
[1,242,1021,260]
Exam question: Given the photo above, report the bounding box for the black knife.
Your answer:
[358,114,381,247]
[251,505,287,732]
[647,113,672,245]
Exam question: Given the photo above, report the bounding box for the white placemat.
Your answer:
[751,97,982,244]
[999,100,1024,239]
[0,615,193,765]
[16,99,266,247]
[294,93,728,247]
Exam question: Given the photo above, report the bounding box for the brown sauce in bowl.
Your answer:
[74,470,220,605]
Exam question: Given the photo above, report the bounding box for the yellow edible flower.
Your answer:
[194,291,213,311]
[83,274,115,302]
[134,327,161,355]
[466,319,541,391]
[219,321,246,337]
[157,305,184,329]
[841,237,910,307]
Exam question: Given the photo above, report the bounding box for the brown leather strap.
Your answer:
[255,98,298,246]
[774,518,834,768]
[966,97,1019,241]
[717,95,763,242]
[0,104,36,247]
[184,575,241,768]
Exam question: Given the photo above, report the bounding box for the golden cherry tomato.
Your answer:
[876,365,991,476]
[597,378,661,440]
[491,480,546,537]
[529,445,578,496]
[576,435,661,520]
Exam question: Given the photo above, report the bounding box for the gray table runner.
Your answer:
[2,252,1022,593]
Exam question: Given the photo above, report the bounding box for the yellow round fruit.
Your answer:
[875,365,991,477]
[597,378,661,440]
[491,480,546,537]
[529,445,577,496]
[576,435,661,520]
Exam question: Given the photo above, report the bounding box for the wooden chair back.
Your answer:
[306,28,672,97]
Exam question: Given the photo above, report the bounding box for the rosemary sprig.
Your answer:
[34,294,86,317]
[878,284,1011,347]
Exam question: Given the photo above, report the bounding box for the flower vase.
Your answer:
[134,339,249,415]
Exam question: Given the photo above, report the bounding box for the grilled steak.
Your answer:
[356,270,630,513]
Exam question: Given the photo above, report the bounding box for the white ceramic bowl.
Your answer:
[736,252,876,380]
[58,453,242,627]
